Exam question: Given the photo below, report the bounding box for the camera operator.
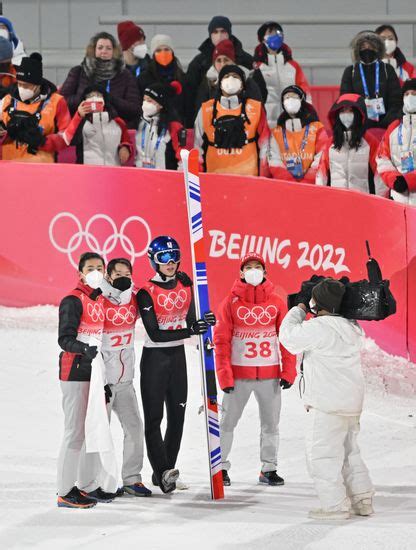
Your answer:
[279,278,374,520]
[0,52,70,162]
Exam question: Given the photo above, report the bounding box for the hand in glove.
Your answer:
[176,271,193,287]
[190,319,209,335]
[223,387,234,394]
[104,384,112,404]
[280,378,292,390]
[394,175,408,193]
[203,311,216,326]
[83,345,98,361]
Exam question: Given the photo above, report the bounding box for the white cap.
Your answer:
[150,34,174,55]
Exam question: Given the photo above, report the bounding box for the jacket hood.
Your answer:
[351,31,385,63]
[315,315,363,354]
[328,93,367,127]
[231,278,275,304]
[0,16,18,48]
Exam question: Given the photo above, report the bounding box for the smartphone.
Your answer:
[84,100,104,113]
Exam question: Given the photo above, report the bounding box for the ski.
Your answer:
[181,149,224,500]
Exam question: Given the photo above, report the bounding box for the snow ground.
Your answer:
[0,306,415,550]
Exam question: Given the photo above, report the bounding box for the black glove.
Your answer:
[190,319,209,335]
[83,345,98,361]
[280,379,292,390]
[294,291,310,307]
[176,271,193,287]
[104,384,112,404]
[394,175,408,193]
[223,387,234,394]
[203,311,216,326]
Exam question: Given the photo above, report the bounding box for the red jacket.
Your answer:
[214,278,296,390]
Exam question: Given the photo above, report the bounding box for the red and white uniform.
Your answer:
[141,281,192,348]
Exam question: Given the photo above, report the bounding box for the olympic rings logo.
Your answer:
[236,305,278,326]
[87,302,105,323]
[105,305,136,326]
[49,212,152,269]
[157,290,188,312]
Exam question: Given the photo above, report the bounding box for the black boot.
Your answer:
[259,471,284,486]
[222,470,231,486]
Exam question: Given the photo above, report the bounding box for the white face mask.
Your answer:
[221,76,242,95]
[133,44,148,59]
[384,39,396,56]
[309,298,318,314]
[142,100,159,118]
[0,29,9,40]
[18,85,35,102]
[244,268,264,287]
[85,270,104,289]
[339,112,354,129]
[404,94,416,114]
[284,97,301,115]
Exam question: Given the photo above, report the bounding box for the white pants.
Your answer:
[305,409,374,511]
[57,381,100,496]
[106,381,144,485]
[220,379,281,472]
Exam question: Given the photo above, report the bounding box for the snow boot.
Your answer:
[82,487,115,503]
[352,498,374,516]
[57,486,96,509]
[308,508,350,520]
[259,471,284,486]
[123,482,152,497]
[222,470,231,486]
[160,469,179,494]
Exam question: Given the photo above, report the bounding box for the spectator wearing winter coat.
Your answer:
[62,85,133,166]
[268,85,327,183]
[376,78,416,205]
[194,64,270,176]
[60,32,140,129]
[375,25,415,84]
[252,21,312,129]
[136,82,186,170]
[193,39,262,123]
[117,20,150,79]
[340,31,402,129]
[316,93,386,196]
[0,53,70,163]
[137,34,191,127]
[187,16,254,101]
[0,16,26,65]
[279,278,374,520]
[0,36,15,99]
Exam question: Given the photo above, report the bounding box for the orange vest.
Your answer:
[1,92,63,163]
[202,98,262,176]
[272,121,324,176]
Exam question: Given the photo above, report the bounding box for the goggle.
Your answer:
[154,249,181,264]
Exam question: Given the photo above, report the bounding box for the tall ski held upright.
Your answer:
[181,149,224,500]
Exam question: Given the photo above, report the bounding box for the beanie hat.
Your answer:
[117,20,145,50]
[144,81,179,109]
[208,16,232,36]
[240,252,266,270]
[257,21,283,43]
[312,278,346,314]
[212,39,235,62]
[0,36,13,62]
[402,78,416,96]
[150,34,173,55]
[218,64,246,86]
[15,52,43,85]
[281,84,306,102]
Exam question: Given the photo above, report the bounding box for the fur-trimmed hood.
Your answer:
[350,31,385,63]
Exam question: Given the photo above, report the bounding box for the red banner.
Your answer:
[0,161,412,360]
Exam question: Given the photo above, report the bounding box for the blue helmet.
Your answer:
[147,236,181,272]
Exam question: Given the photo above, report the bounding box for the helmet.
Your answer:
[147,236,181,272]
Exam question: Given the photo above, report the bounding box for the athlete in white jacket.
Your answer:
[279,278,374,520]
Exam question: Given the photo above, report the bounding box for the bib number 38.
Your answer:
[244,341,272,358]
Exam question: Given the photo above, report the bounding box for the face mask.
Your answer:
[0,29,9,40]
[244,268,264,287]
[309,299,318,315]
[339,112,355,129]
[359,48,377,64]
[404,94,416,114]
[221,76,242,95]
[133,44,148,59]
[18,86,35,102]
[384,39,396,56]
[284,97,301,115]
[111,276,132,292]
[142,100,159,118]
[154,50,173,66]
[265,33,283,52]
[85,270,104,289]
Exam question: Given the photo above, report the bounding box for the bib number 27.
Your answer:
[244,341,272,358]
[110,333,133,347]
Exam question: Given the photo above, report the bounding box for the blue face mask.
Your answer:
[266,33,283,51]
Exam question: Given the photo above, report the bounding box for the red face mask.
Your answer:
[154,50,174,66]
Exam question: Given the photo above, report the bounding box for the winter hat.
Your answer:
[0,36,13,62]
[402,78,416,96]
[240,252,266,270]
[329,93,367,126]
[208,16,232,36]
[281,84,306,102]
[350,31,385,63]
[144,81,179,109]
[218,64,246,86]
[150,34,173,55]
[117,20,145,50]
[15,52,43,85]
[212,39,235,62]
[312,278,345,314]
[257,21,283,43]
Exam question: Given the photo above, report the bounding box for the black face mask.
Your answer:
[359,49,377,64]
[112,276,132,291]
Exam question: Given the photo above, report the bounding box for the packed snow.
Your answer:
[0,306,415,550]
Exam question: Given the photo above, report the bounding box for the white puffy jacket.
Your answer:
[83,112,124,166]
[279,307,365,415]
